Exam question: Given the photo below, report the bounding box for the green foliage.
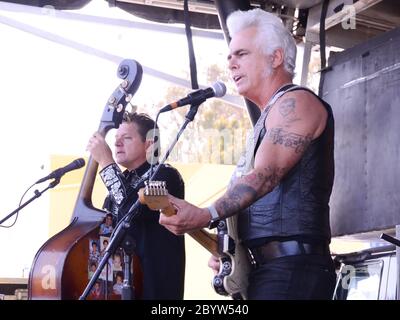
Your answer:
[155,64,252,165]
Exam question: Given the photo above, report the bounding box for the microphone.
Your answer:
[160,81,226,113]
[36,158,85,184]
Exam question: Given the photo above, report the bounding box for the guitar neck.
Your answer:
[188,229,219,257]
[137,185,219,257]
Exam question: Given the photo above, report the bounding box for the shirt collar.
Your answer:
[123,161,152,180]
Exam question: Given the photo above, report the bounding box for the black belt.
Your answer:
[249,240,330,266]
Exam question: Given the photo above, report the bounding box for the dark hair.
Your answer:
[123,112,158,143]
[123,112,160,158]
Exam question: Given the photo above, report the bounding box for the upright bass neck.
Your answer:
[71,59,143,220]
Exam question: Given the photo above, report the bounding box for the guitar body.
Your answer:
[212,215,251,300]
[138,181,250,299]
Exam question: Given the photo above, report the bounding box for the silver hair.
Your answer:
[226,8,297,78]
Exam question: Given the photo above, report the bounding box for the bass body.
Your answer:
[28,59,143,300]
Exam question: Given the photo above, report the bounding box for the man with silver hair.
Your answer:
[160,8,336,300]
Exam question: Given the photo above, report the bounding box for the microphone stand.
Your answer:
[79,102,202,300]
[0,179,60,226]
[120,234,136,300]
[152,103,200,172]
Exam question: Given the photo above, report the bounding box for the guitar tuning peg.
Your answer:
[156,182,161,195]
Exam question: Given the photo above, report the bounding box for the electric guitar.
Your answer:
[138,180,250,299]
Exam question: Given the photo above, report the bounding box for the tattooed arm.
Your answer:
[159,91,328,234]
[214,91,327,219]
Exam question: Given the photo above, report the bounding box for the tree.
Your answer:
[150,64,251,165]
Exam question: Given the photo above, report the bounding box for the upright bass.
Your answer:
[28,59,143,300]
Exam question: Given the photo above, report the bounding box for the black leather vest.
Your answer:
[238,86,334,244]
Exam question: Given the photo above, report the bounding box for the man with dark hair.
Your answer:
[87,112,185,300]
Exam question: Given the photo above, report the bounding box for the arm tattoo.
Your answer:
[216,166,286,219]
[262,166,285,190]
[218,184,258,218]
[279,98,300,125]
[242,172,264,185]
[279,98,295,116]
[266,128,312,154]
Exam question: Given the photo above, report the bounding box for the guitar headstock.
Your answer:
[138,181,176,216]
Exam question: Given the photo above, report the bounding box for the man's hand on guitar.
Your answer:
[208,255,220,276]
[159,194,211,235]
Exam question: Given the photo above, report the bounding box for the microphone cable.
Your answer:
[0,182,36,228]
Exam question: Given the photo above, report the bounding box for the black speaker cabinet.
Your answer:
[323,27,400,237]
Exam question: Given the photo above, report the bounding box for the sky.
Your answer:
[0,1,230,279]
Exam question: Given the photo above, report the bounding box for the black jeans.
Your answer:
[247,254,336,300]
